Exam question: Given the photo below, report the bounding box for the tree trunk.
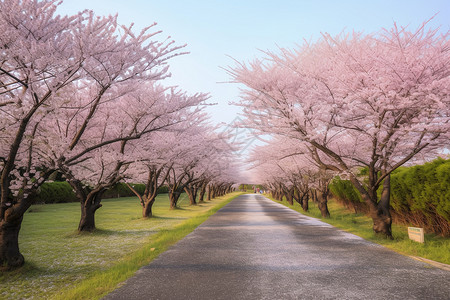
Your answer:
[318,190,330,218]
[184,186,196,206]
[192,186,198,204]
[293,187,309,212]
[311,189,318,203]
[189,191,196,205]
[169,191,181,209]
[371,174,393,238]
[169,192,175,209]
[272,188,281,201]
[349,173,393,238]
[276,189,283,201]
[0,217,24,269]
[78,205,97,232]
[78,191,104,232]
[211,186,217,199]
[198,183,206,203]
[142,196,156,218]
[285,191,294,205]
[225,185,232,194]
[301,195,309,212]
[207,186,212,201]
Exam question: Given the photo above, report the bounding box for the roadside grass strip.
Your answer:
[0,192,243,300]
[266,195,450,266]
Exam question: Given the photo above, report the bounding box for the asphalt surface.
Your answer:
[104,194,450,300]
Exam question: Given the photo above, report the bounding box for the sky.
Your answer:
[55,1,450,182]
[57,0,450,126]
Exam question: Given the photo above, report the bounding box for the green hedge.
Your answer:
[102,183,145,199]
[32,182,169,204]
[33,181,78,204]
[389,158,450,235]
[329,158,450,236]
[390,158,450,220]
[101,183,169,198]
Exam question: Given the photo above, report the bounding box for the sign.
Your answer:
[408,227,424,243]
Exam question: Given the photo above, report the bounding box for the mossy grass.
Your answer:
[266,194,450,265]
[0,192,243,300]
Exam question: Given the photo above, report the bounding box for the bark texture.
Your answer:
[142,197,156,218]
[0,217,24,269]
[78,191,104,232]
[318,189,330,218]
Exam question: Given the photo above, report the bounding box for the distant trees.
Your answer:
[124,119,240,216]
[230,20,450,238]
[248,136,332,216]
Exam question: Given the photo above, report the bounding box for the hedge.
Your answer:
[32,182,168,204]
[102,183,146,199]
[32,181,78,204]
[329,158,450,236]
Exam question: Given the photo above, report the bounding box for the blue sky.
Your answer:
[57,0,450,125]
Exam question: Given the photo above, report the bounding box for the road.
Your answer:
[104,194,450,300]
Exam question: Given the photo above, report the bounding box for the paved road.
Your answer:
[104,194,450,300]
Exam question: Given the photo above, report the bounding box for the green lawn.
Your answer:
[266,195,450,265]
[0,192,243,300]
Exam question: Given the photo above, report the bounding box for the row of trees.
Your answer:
[230,20,449,238]
[0,0,238,269]
[248,137,333,217]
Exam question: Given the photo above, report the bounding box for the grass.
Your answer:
[266,195,450,265]
[0,192,243,300]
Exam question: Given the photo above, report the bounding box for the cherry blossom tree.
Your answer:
[165,124,218,208]
[47,84,202,231]
[123,97,209,218]
[124,131,176,218]
[248,136,332,215]
[157,121,240,209]
[0,0,86,268]
[194,131,240,201]
[230,21,450,237]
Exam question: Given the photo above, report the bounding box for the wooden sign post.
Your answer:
[408,227,424,243]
